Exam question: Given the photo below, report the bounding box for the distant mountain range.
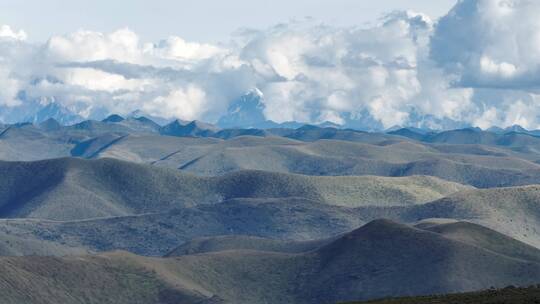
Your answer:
[389,126,540,139]
[4,88,537,133]
[6,104,540,141]
[4,112,540,161]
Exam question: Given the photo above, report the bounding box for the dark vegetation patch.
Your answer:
[343,285,540,304]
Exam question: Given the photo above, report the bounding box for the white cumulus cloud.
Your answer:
[431,0,540,89]
[0,25,27,41]
[0,0,540,130]
[45,28,142,63]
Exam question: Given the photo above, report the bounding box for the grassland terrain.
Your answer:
[3,121,540,188]
[0,157,469,220]
[0,119,540,302]
[0,220,540,304]
[393,185,540,247]
[0,157,476,255]
[1,157,540,255]
[343,285,540,304]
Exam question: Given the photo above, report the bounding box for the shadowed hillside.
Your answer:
[2,159,540,255]
[0,220,540,304]
[0,158,469,220]
[165,235,334,256]
[2,122,540,302]
[0,197,366,255]
[343,285,540,304]
[3,122,540,188]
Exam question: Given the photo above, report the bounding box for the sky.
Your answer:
[0,0,456,42]
[1,0,540,130]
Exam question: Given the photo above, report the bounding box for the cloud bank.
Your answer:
[0,0,539,130]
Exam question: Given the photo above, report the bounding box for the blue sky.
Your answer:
[0,0,456,42]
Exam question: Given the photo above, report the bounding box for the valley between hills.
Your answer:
[1,115,540,303]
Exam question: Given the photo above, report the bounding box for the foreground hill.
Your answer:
[0,157,469,221]
[0,220,539,304]
[344,286,540,304]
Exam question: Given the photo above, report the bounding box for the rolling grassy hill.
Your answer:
[102,135,540,188]
[3,121,540,188]
[165,235,335,257]
[0,157,469,221]
[2,120,540,303]
[0,228,88,256]
[0,220,539,304]
[0,197,367,256]
[1,157,540,255]
[394,185,540,248]
[1,158,539,256]
[0,157,479,256]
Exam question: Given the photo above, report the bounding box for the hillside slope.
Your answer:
[0,198,367,256]
[344,286,540,304]
[0,158,469,220]
[0,221,540,304]
[393,186,540,248]
[166,235,334,257]
[3,122,540,188]
[2,167,540,256]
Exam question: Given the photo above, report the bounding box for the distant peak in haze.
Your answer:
[218,88,267,129]
[128,110,172,126]
[38,117,62,131]
[4,96,540,135]
[160,119,218,137]
[102,114,125,123]
[24,102,83,126]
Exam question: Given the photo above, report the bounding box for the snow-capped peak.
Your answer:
[247,87,264,98]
